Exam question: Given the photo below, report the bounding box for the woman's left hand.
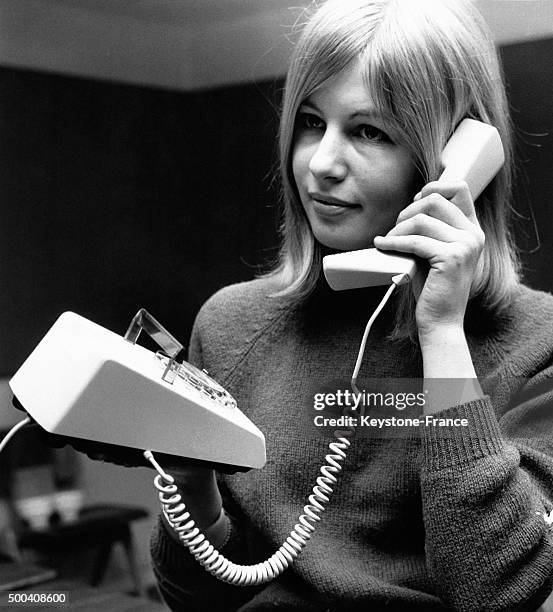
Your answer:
[373,180,485,340]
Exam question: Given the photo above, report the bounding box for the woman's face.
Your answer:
[292,58,418,251]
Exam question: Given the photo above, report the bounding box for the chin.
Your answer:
[315,234,373,252]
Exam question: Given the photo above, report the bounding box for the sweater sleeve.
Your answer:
[420,371,553,611]
[149,314,258,611]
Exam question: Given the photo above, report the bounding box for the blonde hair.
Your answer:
[263,0,519,339]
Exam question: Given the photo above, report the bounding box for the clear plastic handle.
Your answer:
[124,308,183,384]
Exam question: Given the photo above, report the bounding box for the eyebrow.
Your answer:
[300,99,382,120]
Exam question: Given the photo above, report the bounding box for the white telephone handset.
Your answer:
[322,119,505,290]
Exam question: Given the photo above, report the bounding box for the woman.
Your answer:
[151,0,553,610]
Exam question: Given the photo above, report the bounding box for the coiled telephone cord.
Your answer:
[145,429,351,585]
[146,278,403,585]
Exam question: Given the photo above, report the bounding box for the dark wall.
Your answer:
[0,69,282,374]
[1,37,552,376]
[502,37,553,291]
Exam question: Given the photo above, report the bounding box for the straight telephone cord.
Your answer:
[145,277,403,586]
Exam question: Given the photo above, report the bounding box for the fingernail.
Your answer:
[414,192,422,201]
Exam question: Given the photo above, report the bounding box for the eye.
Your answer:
[297,112,325,130]
[356,124,389,142]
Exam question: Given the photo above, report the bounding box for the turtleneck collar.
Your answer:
[300,266,400,330]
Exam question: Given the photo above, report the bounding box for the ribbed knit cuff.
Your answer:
[420,397,506,472]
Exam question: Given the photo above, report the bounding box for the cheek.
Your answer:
[355,159,417,229]
[384,160,418,208]
[291,144,308,191]
[358,171,410,210]
[397,152,419,193]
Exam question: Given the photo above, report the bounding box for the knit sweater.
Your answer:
[150,276,553,612]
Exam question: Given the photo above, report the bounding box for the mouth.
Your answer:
[308,192,361,217]
[309,192,359,208]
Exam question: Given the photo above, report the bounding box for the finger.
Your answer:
[419,180,476,220]
[373,234,447,261]
[388,213,466,243]
[397,194,474,231]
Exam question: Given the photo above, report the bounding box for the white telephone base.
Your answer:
[9,311,266,470]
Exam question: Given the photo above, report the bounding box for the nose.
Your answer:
[308,127,347,182]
